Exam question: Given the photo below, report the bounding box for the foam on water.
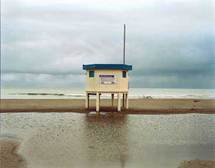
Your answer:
[1,88,215,99]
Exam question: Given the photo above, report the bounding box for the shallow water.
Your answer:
[0,113,214,168]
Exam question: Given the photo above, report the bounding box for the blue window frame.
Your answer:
[89,70,94,78]
[122,71,127,78]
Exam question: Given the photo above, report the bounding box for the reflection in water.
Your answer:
[84,113,128,168]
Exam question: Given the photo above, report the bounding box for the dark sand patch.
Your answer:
[0,137,26,168]
[1,99,215,113]
[178,160,215,168]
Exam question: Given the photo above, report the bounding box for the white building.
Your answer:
[83,64,132,112]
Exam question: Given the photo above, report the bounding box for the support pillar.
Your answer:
[117,93,121,112]
[122,94,125,108]
[85,93,89,109]
[99,93,101,104]
[111,93,114,106]
[96,92,100,112]
[125,93,129,109]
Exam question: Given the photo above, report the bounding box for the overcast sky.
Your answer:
[1,0,215,88]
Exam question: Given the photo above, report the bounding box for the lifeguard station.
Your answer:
[82,25,133,112]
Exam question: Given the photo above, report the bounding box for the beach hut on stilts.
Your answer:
[82,24,133,112]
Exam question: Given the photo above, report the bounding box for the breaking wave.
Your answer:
[2,88,214,99]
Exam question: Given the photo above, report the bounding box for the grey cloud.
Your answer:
[1,73,84,88]
[1,0,215,88]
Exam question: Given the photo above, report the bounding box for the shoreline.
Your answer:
[1,98,215,114]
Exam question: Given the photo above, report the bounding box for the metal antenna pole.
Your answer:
[123,24,126,64]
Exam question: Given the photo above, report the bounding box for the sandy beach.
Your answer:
[1,98,215,113]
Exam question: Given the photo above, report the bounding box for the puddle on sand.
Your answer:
[0,113,214,168]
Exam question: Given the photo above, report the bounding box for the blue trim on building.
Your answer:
[83,64,132,71]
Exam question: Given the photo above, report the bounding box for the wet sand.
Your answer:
[1,98,215,113]
[0,113,214,168]
[0,138,26,168]
[178,160,215,168]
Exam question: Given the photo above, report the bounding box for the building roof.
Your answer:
[83,64,132,71]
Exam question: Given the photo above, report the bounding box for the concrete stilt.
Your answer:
[122,94,125,108]
[85,93,89,109]
[96,92,100,112]
[117,93,121,112]
[125,93,129,109]
[99,93,101,104]
[111,93,114,106]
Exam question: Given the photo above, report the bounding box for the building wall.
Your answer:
[85,69,129,92]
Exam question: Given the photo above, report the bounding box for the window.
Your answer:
[89,70,94,78]
[122,71,127,78]
[100,75,115,84]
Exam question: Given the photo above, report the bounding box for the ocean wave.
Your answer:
[11,93,85,97]
[7,91,215,99]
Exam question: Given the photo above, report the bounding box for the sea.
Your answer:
[1,87,215,99]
